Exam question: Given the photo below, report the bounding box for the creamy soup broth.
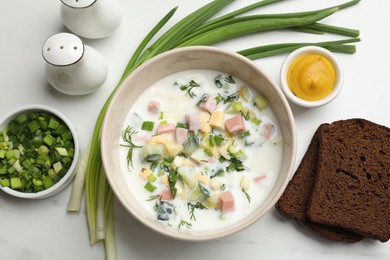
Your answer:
[119,69,283,231]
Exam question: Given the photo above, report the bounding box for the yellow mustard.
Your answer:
[287,53,336,101]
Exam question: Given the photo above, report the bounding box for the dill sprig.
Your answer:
[216,91,239,104]
[187,202,207,221]
[242,188,251,203]
[226,156,245,173]
[215,74,235,88]
[179,220,193,229]
[179,80,200,98]
[120,126,142,169]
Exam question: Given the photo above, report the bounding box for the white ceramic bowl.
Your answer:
[280,46,343,108]
[0,104,79,199]
[101,46,296,241]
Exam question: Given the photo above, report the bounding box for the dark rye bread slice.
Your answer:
[307,118,390,242]
[275,124,363,242]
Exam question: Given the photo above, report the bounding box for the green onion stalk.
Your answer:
[66,0,361,259]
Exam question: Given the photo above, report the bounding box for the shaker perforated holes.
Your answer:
[42,33,84,66]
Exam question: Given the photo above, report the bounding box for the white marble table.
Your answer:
[0,0,389,259]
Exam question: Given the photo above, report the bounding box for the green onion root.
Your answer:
[67,142,91,212]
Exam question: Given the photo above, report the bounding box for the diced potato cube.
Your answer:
[209,111,224,128]
[205,194,221,209]
[196,173,209,184]
[171,156,194,169]
[209,177,225,191]
[239,85,253,101]
[140,167,152,179]
[191,149,209,163]
[199,112,211,133]
[165,142,183,156]
[199,135,210,149]
[160,175,169,185]
[148,135,170,144]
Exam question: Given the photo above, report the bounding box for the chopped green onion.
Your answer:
[209,135,216,147]
[204,148,213,157]
[150,161,160,172]
[27,120,40,133]
[254,95,269,110]
[211,168,225,178]
[144,181,157,192]
[10,177,21,189]
[159,111,164,120]
[141,121,155,131]
[214,134,225,146]
[251,117,262,125]
[48,118,60,129]
[176,122,187,129]
[162,156,174,166]
[239,130,251,138]
[147,174,157,183]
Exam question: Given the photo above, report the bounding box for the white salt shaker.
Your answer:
[60,0,122,39]
[42,32,108,95]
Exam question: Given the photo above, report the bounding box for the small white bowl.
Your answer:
[280,46,343,108]
[0,104,79,199]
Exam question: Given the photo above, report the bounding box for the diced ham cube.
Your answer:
[225,115,246,134]
[262,123,275,140]
[175,127,188,145]
[147,100,160,114]
[157,123,175,134]
[254,175,267,183]
[160,188,173,201]
[199,95,217,113]
[185,113,200,131]
[220,191,235,212]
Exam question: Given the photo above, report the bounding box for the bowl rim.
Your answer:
[280,46,344,108]
[0,104,79,199]
[101,46,297,240]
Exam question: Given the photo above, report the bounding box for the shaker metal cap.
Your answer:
[60,0,97,8]
[42,33,84,66]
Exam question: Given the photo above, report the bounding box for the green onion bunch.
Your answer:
[66,0,361,259]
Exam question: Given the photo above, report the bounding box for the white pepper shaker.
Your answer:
[60,0,122,39]
[42,32,108,95]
